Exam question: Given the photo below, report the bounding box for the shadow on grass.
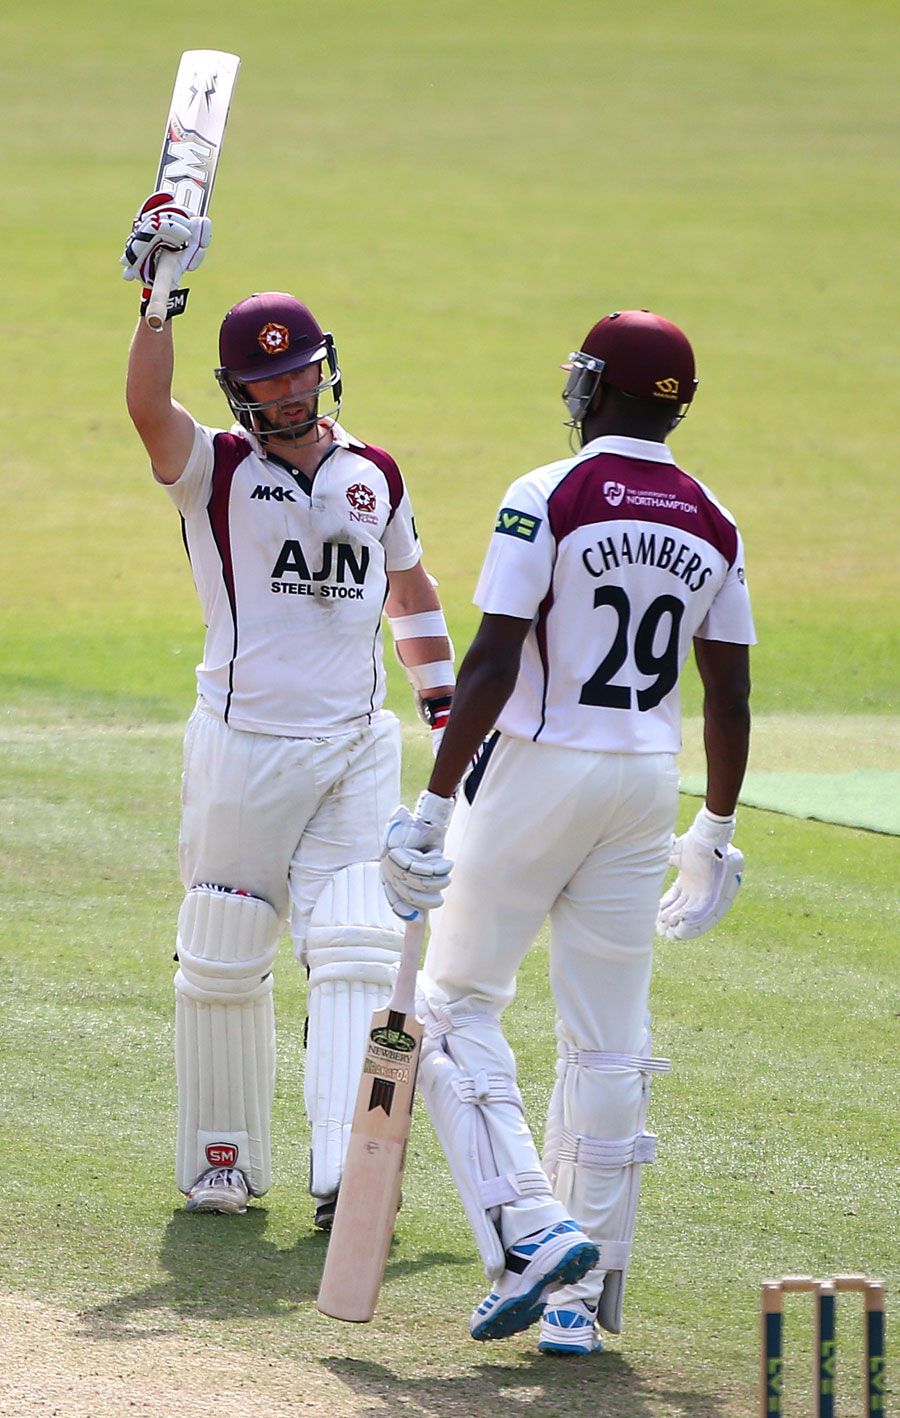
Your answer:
[318,1353,731,1418]
[78,1207,464,1340]
[75,1214,728,1415]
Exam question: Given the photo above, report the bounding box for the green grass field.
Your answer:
[2,0,898,1413]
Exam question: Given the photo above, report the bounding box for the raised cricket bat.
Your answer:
[317,915,426,1322]
[144,49,240,331]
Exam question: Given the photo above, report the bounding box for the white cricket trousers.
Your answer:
[179,699,402,957]
[423,734,678,1038]
[421,733,678,1249]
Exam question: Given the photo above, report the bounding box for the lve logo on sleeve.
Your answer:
[495,508,542,542]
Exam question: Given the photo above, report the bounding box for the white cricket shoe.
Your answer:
[185,1166,250,1214]
[538,1298,605,1356]
[469,1219,599,1341]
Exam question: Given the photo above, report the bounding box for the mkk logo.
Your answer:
[206,1143,238,1167]
[603,481,626,507]
[252,484,296,502]
[495,507,541,542]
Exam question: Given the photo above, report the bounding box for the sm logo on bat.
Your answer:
[159,118,215,214]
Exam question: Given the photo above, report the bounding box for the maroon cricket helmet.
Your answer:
[214,292,343,439]
[217,292,332,384]
[580,309,697,404]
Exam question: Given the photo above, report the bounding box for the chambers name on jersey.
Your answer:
[163,419,422,736]
[475,435,756,754]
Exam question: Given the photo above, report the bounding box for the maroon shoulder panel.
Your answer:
[547,453,738,566]
[207,434,254,597]
[357,443,404,523]
[207,432,254,720]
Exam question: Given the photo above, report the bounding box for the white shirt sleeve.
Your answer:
[382,482,423,572]
[160,422,215,516]
[474,477,554,620]
[695,531,757,644]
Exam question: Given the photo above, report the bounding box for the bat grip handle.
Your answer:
[392,916,426,1015]
[145,250,181,332]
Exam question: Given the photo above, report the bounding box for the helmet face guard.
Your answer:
[216,334,342,442]
[562,350,606,429]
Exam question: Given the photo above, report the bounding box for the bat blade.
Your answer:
[145,49,240,331]
[317,919,425,1323]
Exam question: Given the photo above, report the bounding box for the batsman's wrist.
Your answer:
[415,789,454,829]
[421,693,453,733]
[140,287,190,320]
[694,804,736,848]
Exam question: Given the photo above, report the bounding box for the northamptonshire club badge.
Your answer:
[346,483,378,523]
[257,322,291,354]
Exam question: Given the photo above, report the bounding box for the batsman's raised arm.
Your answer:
[126,318,195,484]
[123,192,211,482]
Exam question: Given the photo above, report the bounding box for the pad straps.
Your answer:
[567,1048,672,1075]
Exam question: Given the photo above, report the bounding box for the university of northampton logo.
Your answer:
[603,481,626,507]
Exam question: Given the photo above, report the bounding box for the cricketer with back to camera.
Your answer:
[121,190,455,1226]
[381,310,755,1355]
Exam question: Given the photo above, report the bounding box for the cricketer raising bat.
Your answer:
[317,915,427,1322]
[144,49,240,331]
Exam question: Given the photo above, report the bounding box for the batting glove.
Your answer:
[120,191,212,287]
[656,804,744,941]
[380,790,454,921]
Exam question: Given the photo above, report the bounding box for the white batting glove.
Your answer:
[656,805,744,941]
[380,790,454,921]
[120,192,212,287]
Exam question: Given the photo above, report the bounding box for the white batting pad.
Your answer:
[417,996,565,1278]
[304,863,403,1199]
[175,886,280,1196]
[542,1032,670,1333]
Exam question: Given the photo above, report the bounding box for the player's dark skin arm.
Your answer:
[693,638,751,817]
[427,613,531,799]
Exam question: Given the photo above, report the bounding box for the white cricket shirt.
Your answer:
[163,419,422,735]
[475,435,756,753]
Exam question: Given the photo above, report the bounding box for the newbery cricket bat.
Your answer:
[317,916,426,1322]
[145,49,240,331]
